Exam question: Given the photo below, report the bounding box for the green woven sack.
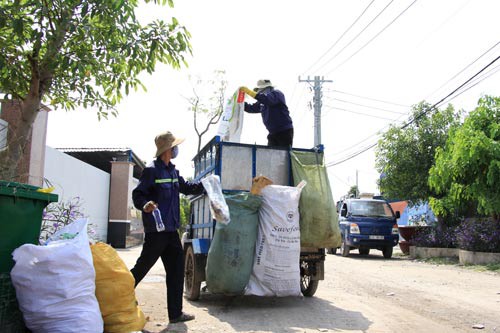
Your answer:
[206,192,262,295]
[290,150,341,248]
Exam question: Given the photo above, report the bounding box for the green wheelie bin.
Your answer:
[0,181,58,332]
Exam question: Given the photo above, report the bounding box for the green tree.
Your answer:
[0,0,191,180]
[375,101,461,204]
[179,194,191,230]
[347,185,359,198]
[429,95,500,222]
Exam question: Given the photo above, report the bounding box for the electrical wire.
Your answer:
[323,105,398,121]
[325,89,410,107]
[326,54,500,167]
[313,0,396,75]
[301,0,376,76]
[327,0,418,75]
[324,97,407,115]
[425,40,500,101]
[435,61,500,107]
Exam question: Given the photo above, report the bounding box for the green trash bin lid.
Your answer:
[0,180,58,202]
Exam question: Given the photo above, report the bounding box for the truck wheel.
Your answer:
[184,246,201,301]
[382,246,393,259]
[359,247,370,255]
[300,261,319,297]
[340,238,350,257]
[327,248,337,255]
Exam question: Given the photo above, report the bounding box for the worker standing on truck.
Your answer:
[131,131,204,324]
[240,79,294,147]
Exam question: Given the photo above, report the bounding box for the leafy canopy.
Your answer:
[429,95,500,220]
[0,0,191,118]
[375,101,461,204]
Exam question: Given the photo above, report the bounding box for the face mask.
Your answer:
[171,145,179,159]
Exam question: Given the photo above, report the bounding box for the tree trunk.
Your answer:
[0,97,41,181]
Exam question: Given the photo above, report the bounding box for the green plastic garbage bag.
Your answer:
[206,192,262,295]
[290,150,341,248]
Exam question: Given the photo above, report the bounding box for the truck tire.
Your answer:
[340,238,350,257]
[184,246,202,301]
[382,246,393,259]
[327,248,337,255]
[300,261,319,297]
[359,247,370,255]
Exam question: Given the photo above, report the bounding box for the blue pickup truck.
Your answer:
[330,198,400,258]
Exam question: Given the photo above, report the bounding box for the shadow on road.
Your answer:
[187,293,372,332]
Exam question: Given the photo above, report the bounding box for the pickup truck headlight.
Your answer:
[350,223,360,234]
[392,224,399,235]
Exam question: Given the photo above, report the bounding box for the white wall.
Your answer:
[44,146,110,241]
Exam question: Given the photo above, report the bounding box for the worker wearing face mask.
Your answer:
[131,131,204,324]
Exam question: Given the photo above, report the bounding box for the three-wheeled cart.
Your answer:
[183,136,325,300]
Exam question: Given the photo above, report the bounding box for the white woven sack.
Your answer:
[11,218,103,333]
[245,185,302,296]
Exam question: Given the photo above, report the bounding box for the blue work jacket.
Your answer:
[132,158,204,233]
[244,87,293,134]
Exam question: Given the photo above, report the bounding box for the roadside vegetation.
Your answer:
[376,96,500,254]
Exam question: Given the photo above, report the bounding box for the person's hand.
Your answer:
[239,86,256,98]
[143,201,157,213]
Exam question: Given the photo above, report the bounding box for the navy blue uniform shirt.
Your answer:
[244,87,293,134]
[132,158,204,233]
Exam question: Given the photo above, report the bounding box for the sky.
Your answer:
[46,0,500,201]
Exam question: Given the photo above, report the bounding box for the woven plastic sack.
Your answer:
[90,242,146,333]
[290,151,341,248]
[217,89,245,142]
[245,184,303,296]
[10,219,103,333]
[206,192,261,294]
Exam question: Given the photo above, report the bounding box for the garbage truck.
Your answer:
[182,136,341,300]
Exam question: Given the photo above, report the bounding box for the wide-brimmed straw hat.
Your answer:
[254,79,273,91]
[154,131,185,157]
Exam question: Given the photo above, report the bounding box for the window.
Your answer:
[350,201,393,218]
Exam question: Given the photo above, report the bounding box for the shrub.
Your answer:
[40,197,97,244]
[413,225,457,248]
[455,218,500,252]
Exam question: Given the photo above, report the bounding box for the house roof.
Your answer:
[389,201,408,214]
[57,148,145,179]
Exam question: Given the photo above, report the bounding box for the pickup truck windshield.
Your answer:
[350,201,394,218]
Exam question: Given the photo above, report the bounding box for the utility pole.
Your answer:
[298,76,332,147]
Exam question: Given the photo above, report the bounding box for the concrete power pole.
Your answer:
[298,76,332,147]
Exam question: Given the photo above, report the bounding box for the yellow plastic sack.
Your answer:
[90,243,146,333]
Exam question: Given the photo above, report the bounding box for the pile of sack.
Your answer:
[203,149,342,297]
[10,219,145,333]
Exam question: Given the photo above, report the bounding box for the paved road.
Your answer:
[118,246,500,333]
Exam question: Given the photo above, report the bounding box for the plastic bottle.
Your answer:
[152,208,165,232]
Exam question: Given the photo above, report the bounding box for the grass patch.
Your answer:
[418,257,458,265]
[463,263,500,273]
[417,257,500,273]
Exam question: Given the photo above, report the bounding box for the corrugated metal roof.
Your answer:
[55,148,145,178]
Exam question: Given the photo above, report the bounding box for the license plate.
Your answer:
[369,235,384,240]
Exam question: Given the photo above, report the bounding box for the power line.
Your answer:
[325,89,411,108]
[302,0,376,76]
[325,89,410,107]
[324,97,407,115]
[436,61,500,107]
[313,0,395,74]
[326,53,500,167]
[323,105,398,121]
[425,40,500,101]
[327,0,418,75]
[405,54,500,128]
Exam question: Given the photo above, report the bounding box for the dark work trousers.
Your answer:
[131,231,184,320]
[267,128,294,147]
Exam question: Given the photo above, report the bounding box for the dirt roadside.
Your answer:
[117,246,500,333]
